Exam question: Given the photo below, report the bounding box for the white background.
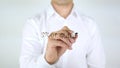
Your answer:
[0,0,120,68]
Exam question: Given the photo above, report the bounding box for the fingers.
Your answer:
[50,39,70,49]
[57,35,72,46]
[49,30,72,48]
[48,26,78,50]
[49,31,78,44]
[61,26,74,36]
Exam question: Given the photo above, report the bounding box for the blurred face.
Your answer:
[51,0,73,5]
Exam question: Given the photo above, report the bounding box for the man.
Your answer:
[20,0,105,68]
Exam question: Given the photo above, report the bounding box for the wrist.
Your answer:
[44,53,58,64]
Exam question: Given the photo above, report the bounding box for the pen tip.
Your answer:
[75,33,78,35]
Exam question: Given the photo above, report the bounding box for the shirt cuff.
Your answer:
[37,54,56,68]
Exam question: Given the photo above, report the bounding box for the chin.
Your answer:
[53,0,73,5]
[59,1,72,5]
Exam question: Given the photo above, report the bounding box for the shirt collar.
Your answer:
[46,3,79,20]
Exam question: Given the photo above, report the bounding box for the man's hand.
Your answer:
[45,26,78,64]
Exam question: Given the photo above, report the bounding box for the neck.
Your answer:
[51,2,73,18]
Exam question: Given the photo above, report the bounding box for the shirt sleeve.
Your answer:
[19,18,56,68]
[86,19,106,68]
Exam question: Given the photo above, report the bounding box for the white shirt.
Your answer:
[20,4,105,68]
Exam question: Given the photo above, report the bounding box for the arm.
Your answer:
[86,21,106,68]
[19,19,56,68]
